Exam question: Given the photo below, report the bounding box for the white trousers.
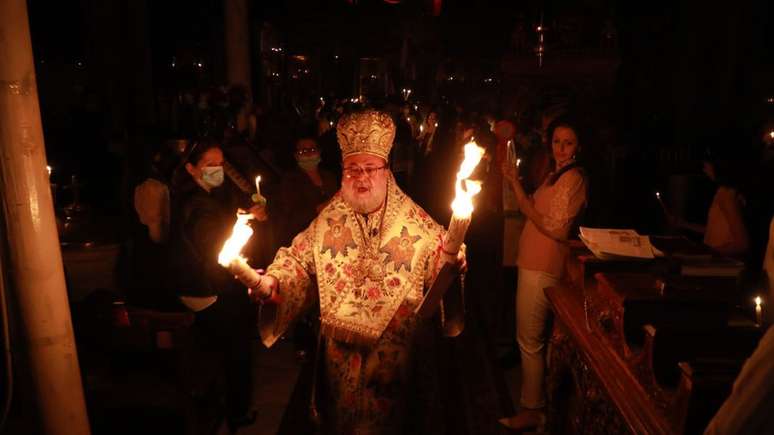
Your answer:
[516,267,559,409]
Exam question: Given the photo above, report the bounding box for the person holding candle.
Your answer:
[168,141,265,432]
[499,116,588,430]
[250,110,467,434]
[665,146,749,258]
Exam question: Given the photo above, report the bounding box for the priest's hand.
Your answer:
[248,270,278,303]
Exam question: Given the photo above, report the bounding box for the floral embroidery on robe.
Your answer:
[261,174,464,434]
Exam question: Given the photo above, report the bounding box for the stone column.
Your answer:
[0,1,90,434]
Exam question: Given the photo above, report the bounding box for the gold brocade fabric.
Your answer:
[265,175,446,346]
[262,174,465,433]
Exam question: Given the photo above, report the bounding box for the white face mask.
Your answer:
[201,166,224,188]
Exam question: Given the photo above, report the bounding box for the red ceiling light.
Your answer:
[431,0,442,16]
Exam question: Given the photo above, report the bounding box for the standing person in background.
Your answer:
[499,117,588,431]
[275,134,338,360]
[276,135,338,246]
[128,139,183,310]
[169,141,266,432]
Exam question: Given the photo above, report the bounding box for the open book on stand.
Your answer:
[579,228,745,278]
[579,227,660,260]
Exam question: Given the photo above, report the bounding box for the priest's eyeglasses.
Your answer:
[343,165,387,179]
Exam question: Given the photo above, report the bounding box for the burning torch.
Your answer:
[218,212,277,302]
[415,141,485,319]
[443,141,486,260]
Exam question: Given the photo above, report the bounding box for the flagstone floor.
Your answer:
[215,338,302,435]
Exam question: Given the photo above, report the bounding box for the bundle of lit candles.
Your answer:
[444,141,485,259]
[218,176,273,299]
[218,212,262,289]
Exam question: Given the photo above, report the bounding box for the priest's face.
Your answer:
[341,154,389,214]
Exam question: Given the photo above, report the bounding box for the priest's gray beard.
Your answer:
[342,177,387,214]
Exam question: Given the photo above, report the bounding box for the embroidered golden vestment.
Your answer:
[260,176,464,434]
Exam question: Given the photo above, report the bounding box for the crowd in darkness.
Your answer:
[56,76,774,432]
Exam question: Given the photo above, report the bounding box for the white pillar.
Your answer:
[0,1,91,434]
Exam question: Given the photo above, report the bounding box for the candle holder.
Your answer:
[251,193,267,207]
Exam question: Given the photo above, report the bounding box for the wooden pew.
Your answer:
[546,243,762,434]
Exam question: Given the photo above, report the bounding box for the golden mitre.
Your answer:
[336,110,395,160]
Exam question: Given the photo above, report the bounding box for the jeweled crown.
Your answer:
[336,110,395,160]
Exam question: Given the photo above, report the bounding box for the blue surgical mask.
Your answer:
[201,166,224,188]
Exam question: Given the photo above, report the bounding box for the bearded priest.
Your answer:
[251,110,466,434]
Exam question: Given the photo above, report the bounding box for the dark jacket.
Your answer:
[275,167,337,247]
[170,184,240,297]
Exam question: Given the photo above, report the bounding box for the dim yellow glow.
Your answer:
[755,296,762,307]
[218,213,254,267]
[450,141,486,218]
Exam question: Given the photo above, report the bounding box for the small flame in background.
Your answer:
[218,213,254,267]
[755,296,762,306]
[450,142,485,218]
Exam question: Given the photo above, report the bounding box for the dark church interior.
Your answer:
[1,0,773,434]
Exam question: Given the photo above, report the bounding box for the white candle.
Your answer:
[227,256,262,289]
[444,213,471,258]
[755,296,763,326]
[655,191,668,214]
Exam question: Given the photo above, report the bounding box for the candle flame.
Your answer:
[656,191,661,198]
[450,141,486,218]
[457,142,485,180]
[218,213,254,267]
[516,158,521,167]
[755,296,762,306]
[46,165,52,176]
[255,175,261,193]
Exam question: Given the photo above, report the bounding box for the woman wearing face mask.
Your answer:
[169,141,258,432]
[276,136,338,246]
